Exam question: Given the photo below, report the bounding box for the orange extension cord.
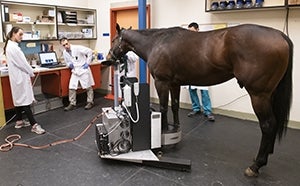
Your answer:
[0,111,104,152]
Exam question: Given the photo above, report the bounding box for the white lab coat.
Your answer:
[6,40,35,106]
[118,51,138,96]
[182,85,208,90]
[125,51,138,78]
[184,85,208,90]
[62,44,95,89]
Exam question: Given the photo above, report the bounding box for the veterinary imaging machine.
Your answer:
[95,61,191,171]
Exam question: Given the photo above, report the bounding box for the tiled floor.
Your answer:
[0,94,299,186]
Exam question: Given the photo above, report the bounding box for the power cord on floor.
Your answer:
[0,111,105,152]
[214,93,248,109]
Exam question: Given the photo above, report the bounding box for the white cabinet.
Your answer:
[1,1,56,41]
[57,6,97,40]
[0,2,97,41]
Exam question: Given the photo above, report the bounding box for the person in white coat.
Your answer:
[118,51,139,97]
[60,38,95,111]
[3,26,45,134]
[123,51,138,78]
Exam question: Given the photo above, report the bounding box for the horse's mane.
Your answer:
[131,27,188,42]
[137,27,185,35]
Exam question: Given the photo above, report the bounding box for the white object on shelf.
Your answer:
[82,28,93,38]
[22,16,31,23]
[86,14,94,24]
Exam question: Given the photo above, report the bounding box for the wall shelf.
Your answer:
[0,1,97,42]
[57,6,97,40]
[3,21,55,25]
[205,0,300,13]
[206,5,287,13]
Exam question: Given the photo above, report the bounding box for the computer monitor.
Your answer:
[38,52,58,67]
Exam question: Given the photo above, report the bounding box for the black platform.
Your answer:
[0,93,299,186]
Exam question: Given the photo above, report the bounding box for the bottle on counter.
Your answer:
[93,50,98,62]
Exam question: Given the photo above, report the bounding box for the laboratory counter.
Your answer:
[0,61,102,110]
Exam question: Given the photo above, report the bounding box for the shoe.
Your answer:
[84,102,94,110]
[206,114,215,122]
[31,124,46,135]
[187,110,201,117]
[15,120,31,129]
[64,104,76,111]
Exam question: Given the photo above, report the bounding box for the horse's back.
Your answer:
[146,24,290,88]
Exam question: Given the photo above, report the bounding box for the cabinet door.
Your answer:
[60,68,71,97]
[90,64,101,88]
[1,76,14,110]
[40,71,62,97]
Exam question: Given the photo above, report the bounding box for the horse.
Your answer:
[106,23,293,177]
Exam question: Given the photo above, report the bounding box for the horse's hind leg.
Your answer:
[245,94,277,177]
[154,80,170,131]
[170,84,180,130]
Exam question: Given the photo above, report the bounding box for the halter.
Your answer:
[108,30,136,62]
[109,35,124,61]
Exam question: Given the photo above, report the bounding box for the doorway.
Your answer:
[106,5,151,98]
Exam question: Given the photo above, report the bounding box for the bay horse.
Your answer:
[106,24,293,177]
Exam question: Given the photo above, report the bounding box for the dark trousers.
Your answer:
[15,105,37,125]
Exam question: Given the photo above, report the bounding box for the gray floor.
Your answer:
[0,94,299,186]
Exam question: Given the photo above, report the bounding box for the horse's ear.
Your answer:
[116,23,121,34]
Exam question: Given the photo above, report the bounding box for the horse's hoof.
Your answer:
[244,167,259,177]
[162,123,180,133]
[162,128,176,134]
[162,127,180,133]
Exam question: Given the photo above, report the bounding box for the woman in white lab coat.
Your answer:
[60,38,95,111]
[3,26,45,134]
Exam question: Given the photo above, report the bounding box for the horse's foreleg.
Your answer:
[170,85,180,130]
[245,94,277,177]
[154,80,170,131]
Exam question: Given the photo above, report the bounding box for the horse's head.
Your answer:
[105,24,132,66]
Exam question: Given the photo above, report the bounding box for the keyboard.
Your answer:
[44,64,67,68]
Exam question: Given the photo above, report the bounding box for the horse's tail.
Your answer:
[273,33,293,140]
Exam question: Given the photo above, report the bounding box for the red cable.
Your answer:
[0,112,104,152]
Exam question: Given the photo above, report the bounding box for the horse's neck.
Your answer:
[124,30,154,61]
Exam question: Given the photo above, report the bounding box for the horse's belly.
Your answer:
[175,71,234,86]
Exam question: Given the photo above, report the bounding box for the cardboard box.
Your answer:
[9,13,18,22]
[43,9,55,17]
[288,0,300,5]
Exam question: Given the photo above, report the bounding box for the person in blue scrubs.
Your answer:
[187,22,215,122]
